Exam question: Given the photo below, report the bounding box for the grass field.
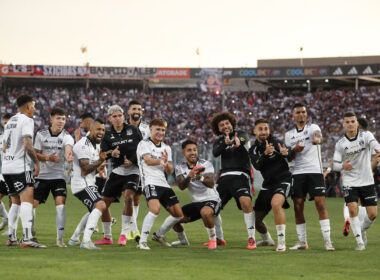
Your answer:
[0,187,379,280]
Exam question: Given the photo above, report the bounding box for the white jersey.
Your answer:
[71,136,101,194]
[333,130,380,187]
[285,123,323,175]
[137,121,150,140]
[137,138,172,188]
[2,113,34,174]
[0,133,3,180]
[175,159,220,203]
[34,128,74,180]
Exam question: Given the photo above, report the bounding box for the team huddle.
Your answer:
[0,94,379,251]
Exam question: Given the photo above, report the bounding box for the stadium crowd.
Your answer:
[1,86,379,164]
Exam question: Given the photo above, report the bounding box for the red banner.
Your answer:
[155,68,190,79]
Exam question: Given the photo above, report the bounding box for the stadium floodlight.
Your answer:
[232,100,235,103]
[306,80,310,83]
[284,80,288,83]
[325,79,329,83]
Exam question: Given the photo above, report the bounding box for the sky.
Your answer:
[0,0,379,68]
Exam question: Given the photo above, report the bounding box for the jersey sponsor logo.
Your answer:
[4,155,14,160]
[6,123,17,129]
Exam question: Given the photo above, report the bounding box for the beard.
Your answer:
[131,114,141,122]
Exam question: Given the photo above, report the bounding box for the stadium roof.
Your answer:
[258,55,380,67]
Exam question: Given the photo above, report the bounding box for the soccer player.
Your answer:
[125,100,150,241]
[0,113,13,232]
[171,140,222,250]
[342,117,369,237]
[94,105,142,246]
[285,103,334,251]
[333,112,380,250]
[2,95,46,248]
[69,118,108,250]
[210,112,256,250]
[249,119,292,252]
[74,113,94,142]
[136,118,184,250]
[33,107,74,247]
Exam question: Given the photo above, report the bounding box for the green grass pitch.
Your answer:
[0,187,379,280]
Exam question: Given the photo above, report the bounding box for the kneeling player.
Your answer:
[69,119,109,250]
[171,140,223,250]
[249,119,292,252]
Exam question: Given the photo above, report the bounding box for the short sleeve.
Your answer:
[34,132,42,152]
[64,134,74,147]
[166,146,172,162]
[74,142,90,160]
[203,160,214,174]
[22,117,34,138]
[137,141,150,158]
[175,164,185,177]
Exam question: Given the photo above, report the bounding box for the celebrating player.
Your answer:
[0,113,13,233]
[333,112,380,250]
[32,107,74,247]
[2,95,46,248]
[94,105,142,246]
[172,140,223,250]
[69,119,108,250]
[124,100,150,241]
[249,119,292,252]
[210,112,256,250]
[136,118,184,250]
[285,103,334,251]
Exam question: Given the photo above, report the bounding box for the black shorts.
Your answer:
[182,200,221,222]
[34,179,67,203]
[143,185,179,209]
[216,174,251,210]
[3,171,34,196]
[102,173,140,202]
[95,177,107,195]
[74,186,103,212]
[254,178,292,214]
[343,185,378,207]
[292,173,326,201]
[0,180,9,196]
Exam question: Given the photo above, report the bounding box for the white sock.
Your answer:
[132,205,140,232]
[156,215,182,237]
[140,212,158,243]
[214,214,225,241]
[276,224,286,243]
[296,223,307,243]
[243,211,255,239]
[175,230,188,243]
[8,204,20,241]
[56,205,66,240]
[361,214,374,232]
[0,201,8,219]
[358,206,367,224]
[343,204,349,221]
[320,219,331,243]
[350,216,363,245]
[259,231,273,242]
[121,215,132,235]
[20,202,33,240]
[71,212,90,241]
[83,208,102,242]
[32,208,36,232]
[102,222,112,239]
[206,227,216,241]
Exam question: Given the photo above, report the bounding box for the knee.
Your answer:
[96,201,107,213]
[368,212,377,221]
[124,194,134,204]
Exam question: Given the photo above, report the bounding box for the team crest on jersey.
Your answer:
[239,137,245,141]
[304,131,308,135]
[359,140,364,146]
[110,134,115,139]
[58,139,63,145]
[127,129,133,136]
